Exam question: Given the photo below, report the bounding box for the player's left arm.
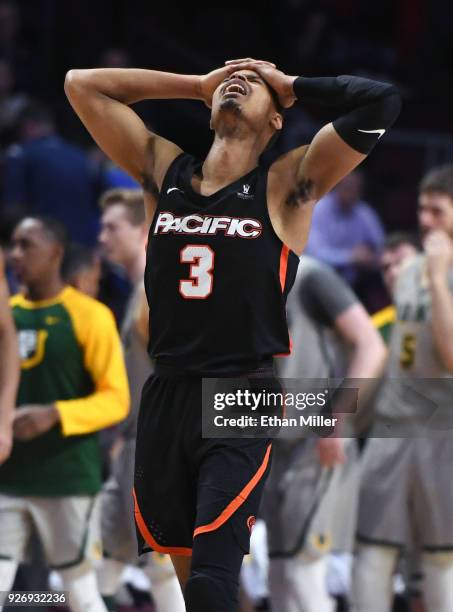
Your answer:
[282,75,401,253]
[425,231,453,372]
[55,303,130,435]
[225,60,401,254]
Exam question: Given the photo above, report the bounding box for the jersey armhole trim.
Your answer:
[259,164,299,262]
[160,151,188,196]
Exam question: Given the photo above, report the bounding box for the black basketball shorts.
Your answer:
[133,367,275,557]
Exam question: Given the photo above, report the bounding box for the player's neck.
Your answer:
[24,277,65,302]
[202,136,260,185]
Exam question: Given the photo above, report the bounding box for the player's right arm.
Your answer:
[64,66,240,216]
[0,250,19,464]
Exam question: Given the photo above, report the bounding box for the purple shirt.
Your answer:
[304,193,385,283]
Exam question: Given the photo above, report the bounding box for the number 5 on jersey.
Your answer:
[179,245,215,299]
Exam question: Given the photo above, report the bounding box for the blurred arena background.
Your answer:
[1,1,453,611]
[1,0,453,307]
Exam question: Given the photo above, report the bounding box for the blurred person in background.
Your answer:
[0,57,28,147]
[372,232,420,343]
[96,189,184,612]
[0,216,129,612]
[263,255,386,612]
[0,247,19,466]
[99,48,131,69]
[62,243,102,299]
[0,1,34,91]
[353,164,453,612]
[305,171,385,307]
[2,102,100,246]
[365,232,423,612]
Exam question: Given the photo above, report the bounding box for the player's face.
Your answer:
[10,219,60,285]
[99,204,143,266]
[418,192,453,239]
[381,243,418,295]
[210,70,282,137]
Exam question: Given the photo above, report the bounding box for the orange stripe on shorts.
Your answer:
[133,488,192,556]
[193,443,272,538]
[279,244,290,292]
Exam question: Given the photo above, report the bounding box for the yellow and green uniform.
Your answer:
[371,304,396,344]
[0,286,129,496]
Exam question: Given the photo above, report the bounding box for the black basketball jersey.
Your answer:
[145,152,299,375]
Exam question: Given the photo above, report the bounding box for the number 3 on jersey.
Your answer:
[179,245,215,299]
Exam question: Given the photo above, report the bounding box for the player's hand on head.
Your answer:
[13,404,60,441]
[199,65,243,108]
[225,57,276,68]
[316,437,346,467]
[225,58,296,109]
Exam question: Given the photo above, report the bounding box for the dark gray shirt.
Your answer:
[278,255,357,379]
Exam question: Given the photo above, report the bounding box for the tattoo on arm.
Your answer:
[286,178,314,207]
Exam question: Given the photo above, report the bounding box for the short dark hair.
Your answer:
[264,83,284,151]
[265,82,284,115]
[27,215,68,250]
[62,243,97,282]
[99,188,146,225]
[383,231,421,252]
[419,164,453,199]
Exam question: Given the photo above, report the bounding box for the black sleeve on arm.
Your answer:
[293,75,402,154]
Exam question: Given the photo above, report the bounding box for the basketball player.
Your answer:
[353,165,453,612]
[96,189,184,611]
[62,243,102,299]
[369,233,423,611]
[372,232,419,342]
[65,57,401,610]
[0,216,129,612]
[263,255,386,612]
[0,248,19,466]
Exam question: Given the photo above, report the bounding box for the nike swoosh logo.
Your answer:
[167,187,184,194]
[358,128,386,139]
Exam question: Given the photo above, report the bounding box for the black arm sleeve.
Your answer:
[293,75,402,154]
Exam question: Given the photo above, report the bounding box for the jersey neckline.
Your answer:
[182,156,259,206]
[12,286,72,309]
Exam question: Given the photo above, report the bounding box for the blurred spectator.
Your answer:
[0,215,129,612]
[62,243,101,299]
[305,171,385,302]
[380,231,420,297]
[99,47,130,69]
[0,0,30,87]
[2,102,100,246]
[0,57,28,147]
[372,231,420,345]
[90,147,140,191]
